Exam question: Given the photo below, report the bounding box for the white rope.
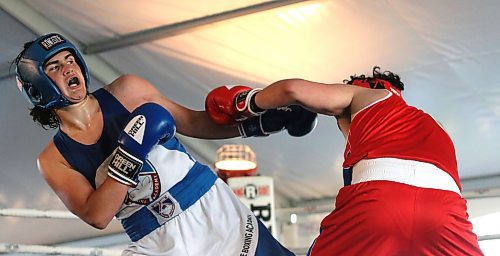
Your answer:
[478,234,500,241]
[0,208,78,219]
[0,243,122,256]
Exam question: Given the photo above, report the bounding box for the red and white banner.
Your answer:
[227,176,276,237]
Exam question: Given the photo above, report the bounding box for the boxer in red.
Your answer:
[206,67,483,255]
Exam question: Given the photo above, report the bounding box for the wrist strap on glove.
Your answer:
[108,146,144,186]
[234,88,266,118]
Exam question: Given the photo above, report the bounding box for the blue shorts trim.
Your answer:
[121,162,217,241]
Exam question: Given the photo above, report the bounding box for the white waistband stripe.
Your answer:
[352,158,461,196]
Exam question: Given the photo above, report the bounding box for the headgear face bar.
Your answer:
[16,33,90,109]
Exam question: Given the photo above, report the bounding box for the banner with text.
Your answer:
[227,176,276,237]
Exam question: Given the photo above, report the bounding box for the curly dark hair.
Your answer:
[344,66,404,91]
[13,40,60,130]
[29,106,59,129]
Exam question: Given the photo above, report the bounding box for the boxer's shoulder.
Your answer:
[104,75,160,111]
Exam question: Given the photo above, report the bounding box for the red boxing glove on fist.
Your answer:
[205,85,264,125]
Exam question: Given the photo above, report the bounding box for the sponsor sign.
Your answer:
[227,176,276,237]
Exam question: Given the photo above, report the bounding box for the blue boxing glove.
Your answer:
[108,103,176,186]
[238,105,317,138]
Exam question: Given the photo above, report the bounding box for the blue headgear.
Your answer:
[16,33,90,109]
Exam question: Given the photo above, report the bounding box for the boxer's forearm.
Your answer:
[76,178,129,229]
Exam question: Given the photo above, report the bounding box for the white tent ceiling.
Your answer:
[1,0,500,249]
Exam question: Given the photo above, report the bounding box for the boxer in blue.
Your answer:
[14,33,316,255]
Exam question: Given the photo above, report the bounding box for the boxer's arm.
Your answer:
[106,74,241,139]
[38,142,128,229]
[252,79,354,116]
[253,79,390,117]
[146,93,241,139]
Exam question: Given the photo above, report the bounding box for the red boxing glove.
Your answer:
[205,85,265,125]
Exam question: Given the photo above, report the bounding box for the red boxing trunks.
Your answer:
[309,180,483,256]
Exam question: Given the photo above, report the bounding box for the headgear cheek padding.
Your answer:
[15,33,90,109]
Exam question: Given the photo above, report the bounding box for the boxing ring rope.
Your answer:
[0,208,78,219]
[1,208,122,255]
[1,208,499,255]
[478,234,500,241]
[0,243,122,256]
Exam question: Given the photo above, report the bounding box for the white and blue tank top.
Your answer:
[53,88,217,241]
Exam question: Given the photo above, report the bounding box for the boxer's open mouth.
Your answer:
[68,77,80,87]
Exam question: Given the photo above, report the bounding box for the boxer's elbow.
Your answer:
[86,216,111,230]
[79,211,113,230]
[275,78,302,100]
[276,79,304,102]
